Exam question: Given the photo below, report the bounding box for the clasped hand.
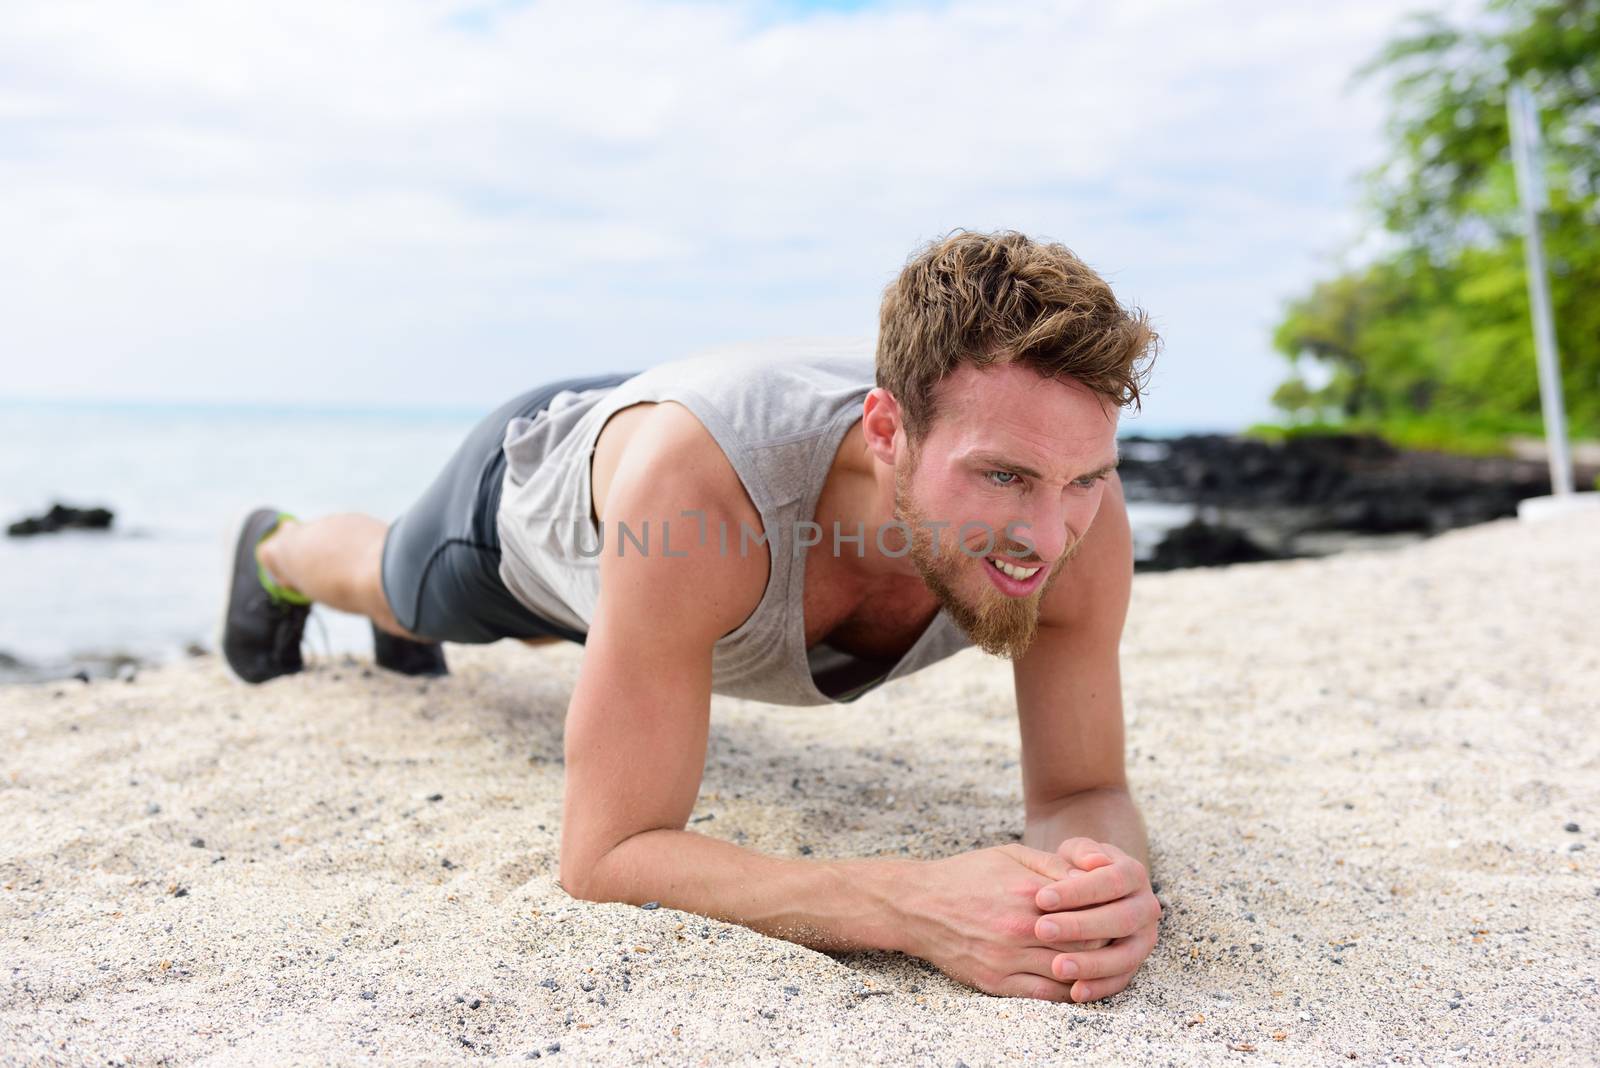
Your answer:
[1030,837,1161,1002]
[906,837,1161,1003]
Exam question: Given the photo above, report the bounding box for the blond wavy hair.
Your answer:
[877,229,1159,445]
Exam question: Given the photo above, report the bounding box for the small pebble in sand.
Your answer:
[539,978,559,990]
[361,991,376,1000]
[641,901,660,910]
[189,838,205,848]
[1570,843,1586,852]
[146,803,161,816]
[798,845,814,856]
[172,887,188,898]
[1448,1001,1461,1009]
[547,1041,561,1052]
[468,997,481,1009]
[1564,822,1580,833]
[442,858,456,869]
[427,793,444,802]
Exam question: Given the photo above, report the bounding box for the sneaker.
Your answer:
[372,623,449,677]
[222,508,312,684]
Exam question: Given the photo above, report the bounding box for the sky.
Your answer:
[0,0,1460,430]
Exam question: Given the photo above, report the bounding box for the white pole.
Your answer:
[1506,78,1575,497]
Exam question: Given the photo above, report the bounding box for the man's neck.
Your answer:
[817,418,929,595]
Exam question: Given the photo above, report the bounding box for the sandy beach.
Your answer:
[1,509,1595,1066]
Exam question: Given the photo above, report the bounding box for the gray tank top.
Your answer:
[494,340,973,706]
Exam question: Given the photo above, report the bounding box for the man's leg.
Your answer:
[256,513,424,641]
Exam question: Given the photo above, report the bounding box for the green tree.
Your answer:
[1271,0,1600,450]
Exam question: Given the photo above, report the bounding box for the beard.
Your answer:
[892,457,1077,660]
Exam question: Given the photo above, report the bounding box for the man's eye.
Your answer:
[1073,476,1103,490]
[986,470,1021,487]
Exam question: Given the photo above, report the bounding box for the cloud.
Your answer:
[0,0,1449,427]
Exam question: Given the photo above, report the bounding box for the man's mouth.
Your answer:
[988,556,1040,581]
[982,554,1048,596]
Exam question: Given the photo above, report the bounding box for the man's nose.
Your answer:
[1009,497,1072,564]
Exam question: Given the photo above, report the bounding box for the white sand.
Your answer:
[2,511,1596,1066]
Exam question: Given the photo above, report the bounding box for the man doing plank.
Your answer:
[222,230,1164,1003]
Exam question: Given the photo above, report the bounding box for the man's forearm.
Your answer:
[567,828,913,953]
[1022,786,1150,869]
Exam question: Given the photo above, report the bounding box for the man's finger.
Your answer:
[1004,843,1073,883]
[1037,937,1112,954]
[1050,923,1159,982]
[1070,968,1137,1004]
[1055,837,1117,871]
[1035,857,1137,912]
[1034,892,1159,944]
[991,970,1076,1003]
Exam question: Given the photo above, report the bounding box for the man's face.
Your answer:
[891,362,1119,659]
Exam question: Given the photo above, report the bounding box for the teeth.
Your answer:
[989,557,1040,581]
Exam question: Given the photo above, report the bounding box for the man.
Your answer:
[221,230,1164,1004]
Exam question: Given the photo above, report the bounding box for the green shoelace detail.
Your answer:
[256,512,313,606]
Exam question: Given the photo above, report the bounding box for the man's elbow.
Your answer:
[558,830,650,903]
[558,857,611,903]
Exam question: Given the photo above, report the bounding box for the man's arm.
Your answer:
[558,404,907,951]
[1011,473,1162,1002]
[1013,471,1146,862]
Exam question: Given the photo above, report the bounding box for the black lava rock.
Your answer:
[1119,432,1595,571]
[7,503,115,537]
[1144,518,1278,571]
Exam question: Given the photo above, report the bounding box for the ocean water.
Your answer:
[0,400,1202,681]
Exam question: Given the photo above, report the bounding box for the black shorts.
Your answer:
[379,372,637,645]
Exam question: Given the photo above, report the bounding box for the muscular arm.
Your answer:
[1014,472,1149,865]
[557,404,909,952]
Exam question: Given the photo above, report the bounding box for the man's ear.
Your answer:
[861,388,904,466]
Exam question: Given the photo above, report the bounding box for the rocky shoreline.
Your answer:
[1122,432,1596,571]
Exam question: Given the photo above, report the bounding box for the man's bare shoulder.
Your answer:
[591,400,770,647]
[595,401,755,527]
